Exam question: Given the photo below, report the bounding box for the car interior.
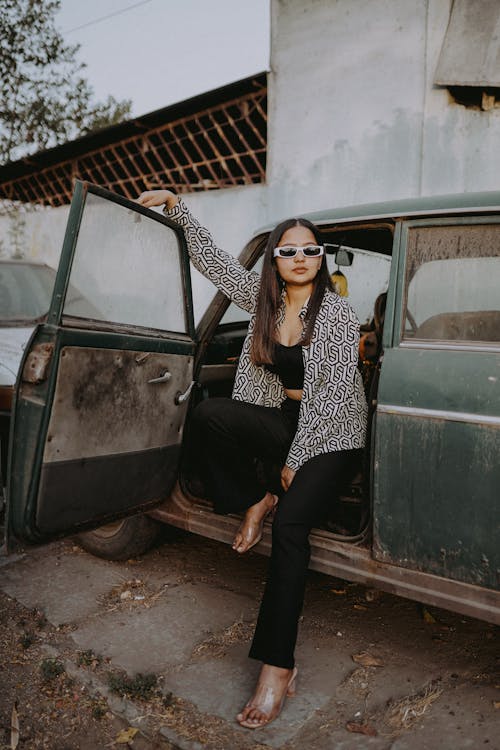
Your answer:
[180,220,396,546]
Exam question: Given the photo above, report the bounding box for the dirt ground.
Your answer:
[0,588,175,750]
[1,533,499,750]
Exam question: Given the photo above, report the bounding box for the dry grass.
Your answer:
[382,679,444,736]
[192,619,254,659]
[97,577,168,612]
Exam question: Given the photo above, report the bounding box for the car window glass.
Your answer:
[0,263,55,322]
[64,194,187,333]
[403,223,500,343]
[326,248,391,326]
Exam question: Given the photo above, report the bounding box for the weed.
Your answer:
[91,699,108,720]
[162,691,174,708]
[31,608,47,629]
[18,632,35,649]
[76,649,101,668]
[40,658,65,682]
[107,672,157,701]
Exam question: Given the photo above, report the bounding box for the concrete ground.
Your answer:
[1,531,499,750]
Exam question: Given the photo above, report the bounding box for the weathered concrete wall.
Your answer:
[266,0,500,217]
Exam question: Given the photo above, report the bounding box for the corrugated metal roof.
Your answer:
[0,73,267,206]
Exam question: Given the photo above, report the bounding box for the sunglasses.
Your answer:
[273,245,325,259]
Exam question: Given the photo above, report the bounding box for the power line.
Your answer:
[64,0,156,34]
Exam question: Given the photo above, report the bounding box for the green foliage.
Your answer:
[7,212,26,258]
[0,0,132,164]
[76,649,102,667]
[18,631,35,649]
[40,657,65,681]
[107,672,158,701]
[91,699,108,720]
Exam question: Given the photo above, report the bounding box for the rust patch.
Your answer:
[22,344,54,384]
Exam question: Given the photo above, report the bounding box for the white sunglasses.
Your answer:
[273,245,325,259]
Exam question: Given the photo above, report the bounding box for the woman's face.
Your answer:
[274,225,323,287]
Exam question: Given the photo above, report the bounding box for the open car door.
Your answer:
[6,182,195,549]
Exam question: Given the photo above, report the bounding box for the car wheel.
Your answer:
[74,514,165,561]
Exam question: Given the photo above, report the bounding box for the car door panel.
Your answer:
[7,182,196,548]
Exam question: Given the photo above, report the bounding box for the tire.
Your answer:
[74,514,165,561]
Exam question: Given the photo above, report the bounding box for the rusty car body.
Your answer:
[3,182,499,625]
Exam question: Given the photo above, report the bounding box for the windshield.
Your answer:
[0,263,56,323]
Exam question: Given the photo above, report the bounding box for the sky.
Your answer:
[56,0,270,118]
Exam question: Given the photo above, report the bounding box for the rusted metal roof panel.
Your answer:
[0,74,267,207]
[434,0,500,87]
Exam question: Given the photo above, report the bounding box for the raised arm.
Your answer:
[137,190,260,314]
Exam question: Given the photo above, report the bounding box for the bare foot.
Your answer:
[232,493,277,554]
[236,664,297,729]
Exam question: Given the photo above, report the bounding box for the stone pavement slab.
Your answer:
[0,547,126,624]
[1,538,498,750]
[72,582,254,674]
[164,640,355,747]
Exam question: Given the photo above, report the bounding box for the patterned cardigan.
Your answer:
[165,199,367,471]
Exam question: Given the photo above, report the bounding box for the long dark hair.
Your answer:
[251,218,333,365]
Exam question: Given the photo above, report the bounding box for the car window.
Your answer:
[0,263,55,322]
[63,194,188,333]
[326,248,390,326]
[403,223,500,343]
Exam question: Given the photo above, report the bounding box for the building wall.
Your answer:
[266,0,500,218]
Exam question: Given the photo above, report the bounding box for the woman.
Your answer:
[137,189,367,729]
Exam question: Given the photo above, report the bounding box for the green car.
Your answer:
[4,182,499,626]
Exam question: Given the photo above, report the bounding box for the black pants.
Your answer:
[189,397,360,669]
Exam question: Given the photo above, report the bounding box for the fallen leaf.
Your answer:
[422,608,436,624]
[10,703,19,749]
[115,727,139,744]
[346,721,377,736]
[330,588,347,595]
[353,604,368,611]
[352,652,384,668]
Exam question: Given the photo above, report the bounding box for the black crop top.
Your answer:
[266,342,304,389]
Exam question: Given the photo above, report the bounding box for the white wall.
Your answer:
[266,0,500,218]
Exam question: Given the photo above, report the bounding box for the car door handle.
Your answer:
[148,370,172,384]
[175,380,196,405]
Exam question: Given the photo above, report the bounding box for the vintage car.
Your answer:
[3,182,499,626]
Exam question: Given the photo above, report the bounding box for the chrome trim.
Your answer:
[400,340,500,353]
[378,403,500,427]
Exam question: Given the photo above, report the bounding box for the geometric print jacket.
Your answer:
[166,199,368,471]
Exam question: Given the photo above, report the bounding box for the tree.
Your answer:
[0,0,132,165]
